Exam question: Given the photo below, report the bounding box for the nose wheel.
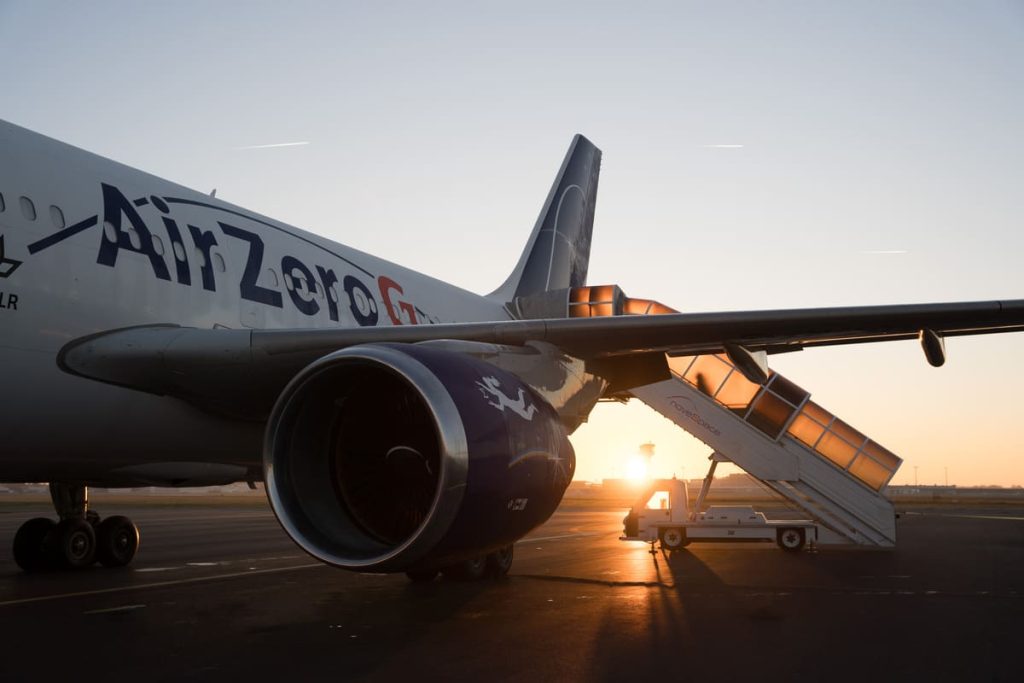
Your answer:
[11,484,140,572]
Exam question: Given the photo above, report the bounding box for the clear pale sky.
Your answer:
[2,2,1022,485]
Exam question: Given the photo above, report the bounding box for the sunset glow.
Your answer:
[624,455,649,482]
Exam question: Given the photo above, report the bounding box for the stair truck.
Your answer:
[620,455,819,552]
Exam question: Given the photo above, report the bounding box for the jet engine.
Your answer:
[263,343,575,573]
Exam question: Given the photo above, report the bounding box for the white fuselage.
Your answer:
[0,121,509,484]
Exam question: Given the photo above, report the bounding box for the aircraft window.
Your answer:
[49,205,65,229]
[0,192,6,212]
[195,248,207,268]
[315,282,324,299]
[20,196,36,221]
[126,226,142,250]
[328,286,338,303]
[103,220,117,242]
[267,268,279,287]
[151,234,165,256]
[172,241,186,262]
[213,253,226,273]
[284,273,294,290]
[350,285,372,314]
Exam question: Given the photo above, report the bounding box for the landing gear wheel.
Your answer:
[47,518,97,569]
[405,569,440,582]
[485,544,514,578]
[777,527,805,552]
[442,556,487,581]
[660,527,688,552]
[13,518,56,572]
[96,515,139,567]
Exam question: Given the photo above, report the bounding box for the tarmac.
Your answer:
[0,500,1021,682]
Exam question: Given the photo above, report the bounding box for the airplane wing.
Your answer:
[59,298,1024,416]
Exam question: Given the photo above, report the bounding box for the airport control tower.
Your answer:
[638,442,655,469]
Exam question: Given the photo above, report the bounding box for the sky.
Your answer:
[2,1,1022,485]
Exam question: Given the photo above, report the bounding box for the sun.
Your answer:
[625,455,649,482]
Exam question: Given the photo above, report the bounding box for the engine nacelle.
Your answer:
[264,343,575,572]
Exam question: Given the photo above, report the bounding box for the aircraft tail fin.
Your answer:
[489,134,601,303]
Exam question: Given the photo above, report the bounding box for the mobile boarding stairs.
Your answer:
[568,286,903,548]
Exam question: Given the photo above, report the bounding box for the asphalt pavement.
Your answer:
[0,500,1021,682]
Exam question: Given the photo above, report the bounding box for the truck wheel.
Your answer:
[777,527,805,552]
[660,527,688,551]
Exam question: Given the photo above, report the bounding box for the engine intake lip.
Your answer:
[263,344,469,571]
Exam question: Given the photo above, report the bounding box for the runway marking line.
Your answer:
[1,533,597,608]
[83,604,146,615]
[904,512,1024,522]
[518,532,598,543]
[136,567,180,573]
[0,562,324,608]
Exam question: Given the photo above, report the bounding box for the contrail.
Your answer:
[235,141,311,150]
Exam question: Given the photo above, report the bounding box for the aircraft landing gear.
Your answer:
[12,483,139,572]
[95,515,140,567]
[407,544,515,583]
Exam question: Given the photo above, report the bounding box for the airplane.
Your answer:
[1,119,1022,580]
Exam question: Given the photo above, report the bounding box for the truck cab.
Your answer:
[621,478,817,552]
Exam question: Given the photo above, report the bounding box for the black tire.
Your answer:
[777,527,805,552]
[660,527,688,551]
[484,544,514,578]
[13,517,56,572]
[405,569,439,582]
[46,518,97,569]
[96,515,140,567]
[442,556,487,581]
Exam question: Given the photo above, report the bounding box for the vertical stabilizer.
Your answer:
[489,135,601,303]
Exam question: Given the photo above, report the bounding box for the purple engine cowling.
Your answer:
[263,342,574,572]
